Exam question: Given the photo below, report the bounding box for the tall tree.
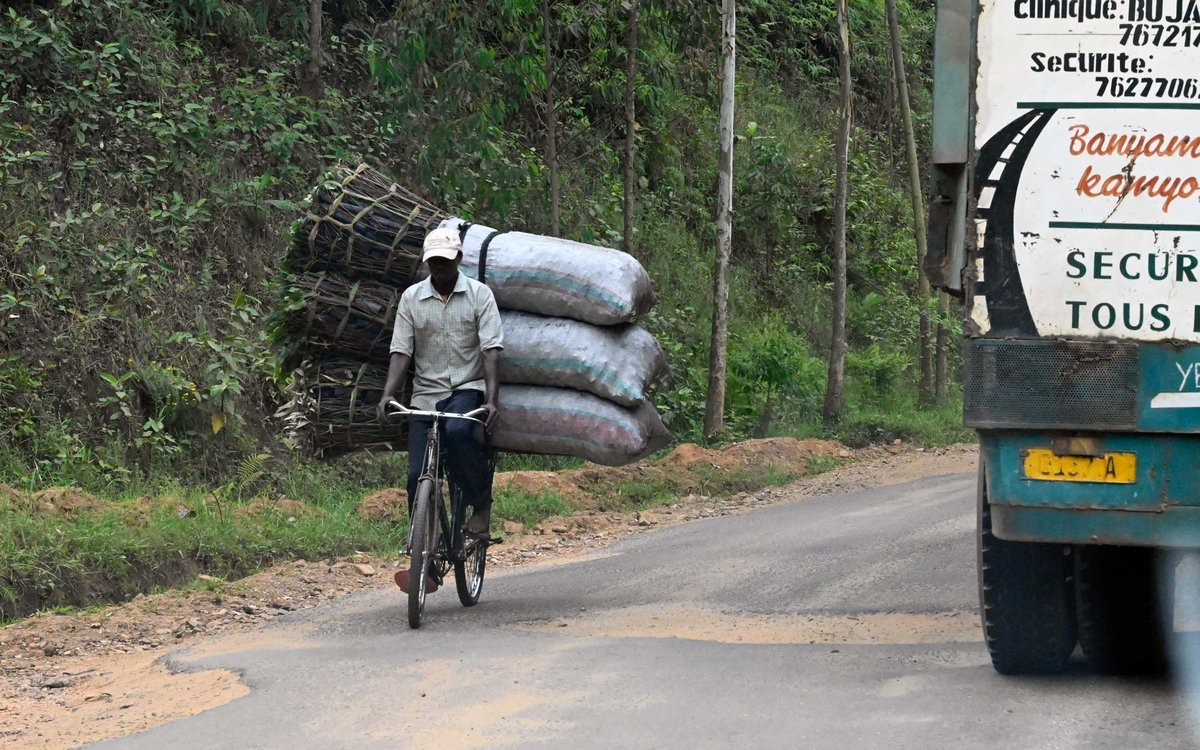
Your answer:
[622,0,639,254]
[823,0,852,424]
[885,0,932,404]
[704,0,736,439]
[542,0,561,236]
[303,0,323,99]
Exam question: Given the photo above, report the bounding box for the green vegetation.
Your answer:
[0,1,971,616]
[492,489,573,529]
[0,480,405,621]
[2,448,853,621]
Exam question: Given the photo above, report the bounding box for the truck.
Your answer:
[927,0,1200,674]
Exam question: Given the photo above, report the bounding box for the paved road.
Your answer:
[93,473,1198,749]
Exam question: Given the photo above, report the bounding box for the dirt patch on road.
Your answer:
[1,652,247,750]
[515,604,981,646]
[0,556,388,747]
[556,436,854,511]
[0,441,978,748]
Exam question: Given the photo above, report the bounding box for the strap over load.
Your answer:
[445,218,656,326]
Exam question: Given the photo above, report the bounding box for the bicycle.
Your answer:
[386,399,496,629]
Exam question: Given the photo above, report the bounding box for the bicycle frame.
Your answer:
[389,401,486,567]
[388,400,494,626]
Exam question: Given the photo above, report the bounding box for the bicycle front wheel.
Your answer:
[455,538,487,607]
[407,478,437,629]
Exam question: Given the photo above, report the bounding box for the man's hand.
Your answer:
[482,403,499,434]
[377,396,394,425]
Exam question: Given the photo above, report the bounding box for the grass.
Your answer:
[616,478,679,506]
[803,455,847,476]
[494,453,586,473]
[837,392,975,448]
[609,459,831,514]
[0,467,408,622]
[491,488,572,528]
[0,459,582,621]
[1,419,955,622]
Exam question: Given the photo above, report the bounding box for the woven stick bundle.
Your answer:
[276,273,400,363]
[277,358,411,458]
[288,164,447,286]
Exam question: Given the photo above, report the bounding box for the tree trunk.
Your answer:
[704,0,736,439]
[543,0,561,237]
[885,0,932,405]
[622,0,639,255]
[304,0,323,99]
[823,0,852,425]
[936,293,950,403]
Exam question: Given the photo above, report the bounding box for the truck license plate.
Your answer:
[1022,449,1136,484]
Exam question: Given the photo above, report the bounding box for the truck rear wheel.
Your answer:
[1075,544,1169,674]
[978,461,1077,675]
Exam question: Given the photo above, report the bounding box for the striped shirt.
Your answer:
[390,273,504,410]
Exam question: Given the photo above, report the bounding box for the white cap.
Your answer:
[422,227,462,262]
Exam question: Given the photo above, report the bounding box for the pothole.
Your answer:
[513,604,981,645]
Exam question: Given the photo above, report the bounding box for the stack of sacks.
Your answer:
[276,164,671,466]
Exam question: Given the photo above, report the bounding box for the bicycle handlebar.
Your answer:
[385,399,488,425]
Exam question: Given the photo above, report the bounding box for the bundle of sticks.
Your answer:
[278,358,410,457]
[275,164,670,464]
[290,163,446,286]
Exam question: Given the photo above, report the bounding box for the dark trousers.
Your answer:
[406,390,491,516]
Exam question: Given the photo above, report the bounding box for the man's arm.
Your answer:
[378,291,415,423]
[476,284,504,433]
[377,352,411,423]
[482,348,501,432]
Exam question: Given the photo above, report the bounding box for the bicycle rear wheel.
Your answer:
[407,478,437,629]
[455,538,487,606]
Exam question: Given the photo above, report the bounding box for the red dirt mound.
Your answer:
[494,470,592,508]
[32,487,106,517]
[357,488,408,524]
[657,443,723,467]
[119,495,186,528]
[237,497,323,518]
[720,437,851,466]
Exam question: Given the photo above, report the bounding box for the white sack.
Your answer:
[499,311,666,407]
[441,218,656,325]
[493,385,671,467]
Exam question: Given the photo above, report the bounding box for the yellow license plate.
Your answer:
[1022,449,1136,484]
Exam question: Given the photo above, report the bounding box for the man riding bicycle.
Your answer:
[376,226,503,538]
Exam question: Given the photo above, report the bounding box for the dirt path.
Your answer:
[0,442,977,749]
